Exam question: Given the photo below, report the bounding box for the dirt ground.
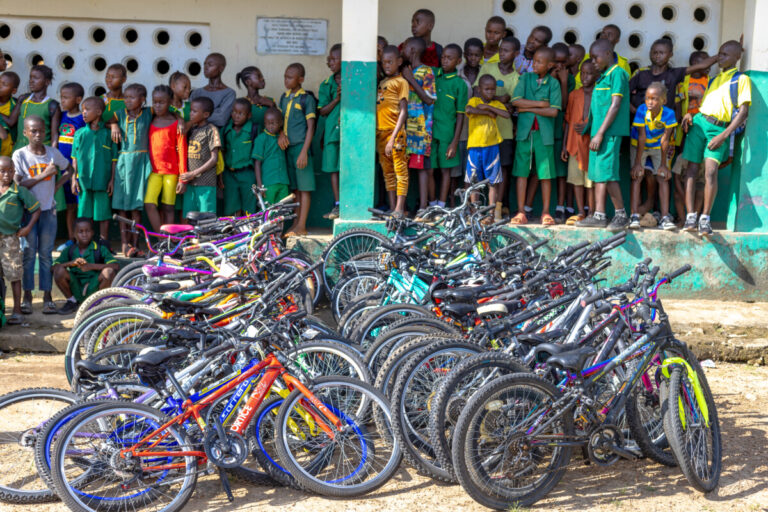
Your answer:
[0,354,766,512]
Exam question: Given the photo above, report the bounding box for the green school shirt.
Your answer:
[14,95,54,150]
[102,96,126,123]
[475,63,520,140]
[72,124,117,190]
[249,98,274,135]
[170,101,191,122]
[0,182,40,234]
[252,130,290,187]
[512,73,562,145]
[278,89,317,146]
[433,72,469,143]
[55,241,117,274]
[221,120,256,170]
[589,64,630,137]
[318,75,341,144]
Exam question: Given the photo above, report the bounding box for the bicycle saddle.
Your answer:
[518,328,569,347]
[546,345,597,373]
[433,286,486,303]
[133,346,190,369]
[143,281,182,293]
[186,211,217,225]
[160,224,194,234]
[442,302,477,318]
[75,360,124,378]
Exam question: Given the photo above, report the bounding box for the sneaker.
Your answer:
[698,216,713,237]
[660,215,677,231]
[575,214,608,228]
[629,214,641,229]
[683,214,698,232]
[607,213,630,232]
[554,209,566,224]
[323,205,340,220]
[58,300,78,315]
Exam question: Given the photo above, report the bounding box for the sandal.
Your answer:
[542,214,556,226]
[566,214,585,226]
[7,313,23,325]
[43,301,58,315]
[508,213,528,225]
[284,230,308,238]
[20,301,32,315]
[125,246,140,258]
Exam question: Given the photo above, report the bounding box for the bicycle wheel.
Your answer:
[351,304,432,350]
[321,228,387,299]
[0,388,78,504]
[285,341,372,383]
[275,376,402,497]
[337,292,383,339]
[73,288,146,326]
[50,401,198,512]
[486,227,528,252]
[331,272,383,323]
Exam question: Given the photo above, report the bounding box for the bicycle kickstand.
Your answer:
[219,469,235,502]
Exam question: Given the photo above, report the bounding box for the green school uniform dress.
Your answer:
[252,130,291,204]
[14,95,56,150]
[54,241,117,302]
[432,71,469,169]
[72,124,118,222]
[170,101,191,123]
[102,96,127,124]
[587,64,630,183]
[113,108,153,211]
[512,73,562,180]
[249,97,274,135]
[279,88,317,192]
[318,75,341,173]
[221,119,257,214]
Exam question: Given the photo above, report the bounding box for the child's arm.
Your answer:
[107,160,116,196]
[79,260,120,274]
[401,66,435,106]
[709,106,750,150]
[0,96,24,127]
[386,98,408,156]
[631,130,647,179]
[0,123,7,140]
[511,98,550,109]
[296,117,315,170]
[684,54,718,75]
[50,105,62,148]
[589,96,623,151]
[18,159,58,188]
[561,122,569,161]
[658,128,674,180]
[318,83,341,117]
[516,106,558,117]
[55,163,72,191]
[447,113,465,159]
[71,160,80,195]
[17,208,41,238]
[482,104,511,119]
[254,160,264,191]
[209,90,236,128]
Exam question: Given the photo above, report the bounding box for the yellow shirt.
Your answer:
[466,97,505,148]
[699,68,752,124]
[0,100,13,157]
[483,52,500,64]
[376,75,409,132]
[575,52,630,89]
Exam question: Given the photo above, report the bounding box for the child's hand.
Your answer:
[401,66,414,82]
[278,132,290,150]
[561,148,569,162]
[176,181,187,194]
[296,151,308,169]
[498,94,511,104]
[0,124,7,140]
[446,142,458,160]
[574,122,587,134]
[71,179,80,195]
[589,134,603,151]
[658,165,671,181]
[106,180,113,196]
[217,175,225,189]
[385,138,394,157]
[16,225,32,238]
[179,172,192,183]
[681,114,693,133]
[41,160,58,180]
[537,101,550,108]
[707,133,727,150]
[73,257,88,266]
[631,163,645,180]
[111,125,122,144]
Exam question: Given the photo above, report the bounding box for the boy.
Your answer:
[482,16,507,64]
[509,47,561,226]
[575,24,632,88]
[318,44,342,219]
[253,108,291,205]
[0,156,40,324]
[376,46,410,216]
[551,42,572,222]
[189,53,236,129]
[465,74,510,216]
[576,38,630,230]
[71,97,117,240]
[56,82,86,244]
[178,97,221,219]
[562,60,597,224]
[681,40,750,236]
[0,71,19,157]
[515,26,552,74]
[102,64,127,124]
[401,37,436,218]
[568,44,586,79]
[53,217,118,315]
[221,98,258,216]
[477,36,520,220]
[12,115,71,315]
[407,9,442,67]
[277,63,316,237]
[433,44,468,209]
[629,83,677,231]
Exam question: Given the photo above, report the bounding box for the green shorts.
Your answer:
[554,138,567,178]
[264,183,291,205]
[588,135,622,183]
[431,138,461,169]
[223,168,257,215]
[78,187,112,222]
[322,141,340,173]
[68,270,100,303]
[182,185,217,219]
[286,144,316,192]
[681,114,729,165]
[513,131,556,180]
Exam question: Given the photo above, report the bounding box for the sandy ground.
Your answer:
[0,354,766,512]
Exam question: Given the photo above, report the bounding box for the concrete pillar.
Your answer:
[338,0,378,222]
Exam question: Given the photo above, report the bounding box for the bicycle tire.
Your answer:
[351,303,433,350]
[112,260,152,287]
[321,228,387,299]
[73,287,146,325]
[336,292,383,338]
[486,227,528,252]
[285,340,372,384]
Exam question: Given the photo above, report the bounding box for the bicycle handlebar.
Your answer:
[664,264,691,283]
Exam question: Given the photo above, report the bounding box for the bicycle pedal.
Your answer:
[608,444,639,461]
[218,469,235,502]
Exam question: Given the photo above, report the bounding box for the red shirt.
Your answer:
[149,121,187,175]
[398,41,443,68]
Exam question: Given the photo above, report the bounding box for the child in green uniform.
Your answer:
[71,97,116,241]
[102,64,127,124]
[550,43,573,223]
[53,218,118,315]
[576,39,630,230]
[253,108,291,205]
[110,84,152,256]
[319,44,342,220]
[235,66,275,135]
[278,63,316,237]
[509,47,561,226]
[221,98,258,215]
[3,65,61,151]
[178,97,221,219]
[169,71,191,123]
[0,71,19,157]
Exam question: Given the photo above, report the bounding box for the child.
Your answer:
[433,44,468,208]
[409,9,442,67]
[551,43,572,223]
[12,115,70,315]
[253,108,291,205]
[110,83,152,257]
[482,16,506,64]
[377,36,389,83]
[144,86,186,230]
[0,156,40,324]
[56,82,85,243]
[71,97,116,241]
[460,38,483,92]
[562,60,597,224]
[509,47,561,226]
[681,40,751,236]
[277,63,316,236]
[568,44,586,79]
[629,83,677,231]
[576,38,630,230]
[3,65,61,151]
[401,37,436,218]
[597,24,631,75]
[169,71,192,122]
[515,26,552,74]
[101,64,127,124]
[376,46,410,216]
[178,97,221,219]
[53,217,118,315]
[318,44,342,219]
[221,98,258,216]
[189,53,236,129]
[477,36,520,220]
[235,66,275,135]
[465,74,510,215]
[0,71,19,157]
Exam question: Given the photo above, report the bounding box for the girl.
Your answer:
[169,71,192,122]
[111,83,152,257]
[102,63,127,123]
[2,65,61,150]
[235,66,274,133]
[144,85,186,231]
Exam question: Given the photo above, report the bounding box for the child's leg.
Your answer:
[330,172,340,203]
[10,280,22,315]
[566,184,574,212]
[606,181,625,212]
[516,177,528,215]
[98,267,117,290]
[161,205,175,226]
[296,191,311,233]
[393,137,409,214]
[439,168,451,204]
[53,265,73,299]
[524,173,539,210]
[673,173,686,219]
[488,184,498,206]
[540,179,552,216]
[639,171,657,215]
[702,159,719,216]
[387,191,396,212]
[587,186,596,214]
[594,183,608,214]
[99,221,109,241]
[657,175,670,218]
[118,210,130,254]
[417,169,430,211]
[144,202,162,232]
[574,185,585,214]
[427,168,436,204]
[557,176,566,209]
[38,209,57,303]
[630,176,642,215]
[21,220,38,304]
[684,162,700,215]
[130,210,142,249]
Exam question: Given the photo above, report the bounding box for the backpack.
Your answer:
[68,239,112,265]
[728,72,746,136]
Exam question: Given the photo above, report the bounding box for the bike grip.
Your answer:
[567,240,591,253]
[598,232,627,248]
[666,264,692,282]
[203,341,234,358]
[478,204,495,215]
[412,233,433,246]
[491,218,508,228]
[581,290,604,307]
[530,239,549,251]
[277,193,296,204]
[523,271,547,288]
[368,207,389,217]
[113,214,134,225]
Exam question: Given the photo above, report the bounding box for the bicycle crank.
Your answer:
[203,429,248,469]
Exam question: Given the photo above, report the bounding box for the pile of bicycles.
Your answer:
[0,182,720,511]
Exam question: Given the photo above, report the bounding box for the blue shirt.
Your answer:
[631,103,677,149]
[58,112,86,162]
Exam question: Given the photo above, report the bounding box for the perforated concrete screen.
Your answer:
[0,16,211,96]
[495,0,722,72]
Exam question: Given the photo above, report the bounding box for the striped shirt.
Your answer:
[631,103,677,149]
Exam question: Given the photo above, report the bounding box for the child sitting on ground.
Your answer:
[178,97,221,220]
[253,108,291,205]
[53,217,118,315]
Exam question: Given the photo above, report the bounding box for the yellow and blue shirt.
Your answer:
[631,104,677,148]
[699,68,752,124]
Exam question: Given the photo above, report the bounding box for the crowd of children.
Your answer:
[0,11,753,321]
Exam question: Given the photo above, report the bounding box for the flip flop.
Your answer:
[43,301,58,315]
[125,246,139,258]
[508,213,528,225]
[566,214,585,226]
[542,214,556,226]
[20,301,32,315]
[7,313,23,325]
